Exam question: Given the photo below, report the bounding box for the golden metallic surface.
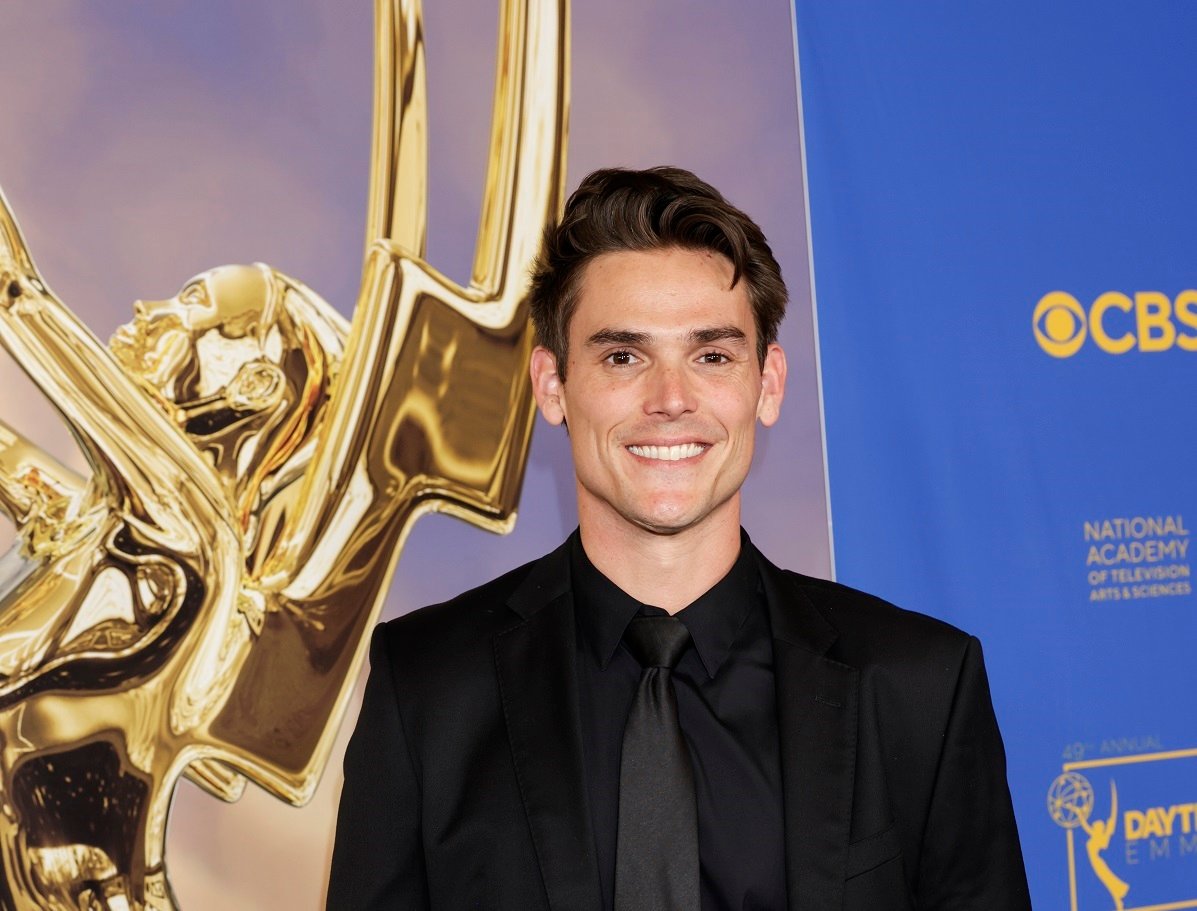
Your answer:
[0,0,568,907]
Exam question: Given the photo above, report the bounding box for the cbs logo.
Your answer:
[1033,290,1197,357]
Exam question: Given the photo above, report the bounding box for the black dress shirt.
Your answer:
[570,531,787,911]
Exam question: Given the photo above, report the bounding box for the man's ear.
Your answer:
[756,343,787,427]
[530,346,566,426]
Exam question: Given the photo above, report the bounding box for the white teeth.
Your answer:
[627,443,705,461]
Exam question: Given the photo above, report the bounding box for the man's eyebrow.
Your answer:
[689,326,748,345]
[585,329,651,347]
[584,326,749,348]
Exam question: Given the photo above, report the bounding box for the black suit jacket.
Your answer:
[327,538,1030,910]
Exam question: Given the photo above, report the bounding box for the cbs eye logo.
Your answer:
[1033,292,1088,357]
[1033,290,1197,357]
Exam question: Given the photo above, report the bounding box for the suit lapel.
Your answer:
[756,550,859,911]
[495,541,602,911]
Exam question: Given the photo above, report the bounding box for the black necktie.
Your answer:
[615,615,700,911]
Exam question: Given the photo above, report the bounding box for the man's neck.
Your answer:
[577,504,743,614]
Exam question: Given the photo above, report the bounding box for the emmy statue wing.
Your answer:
[263,0,567,588]
[193,0,568,808]
[0,186,227,535]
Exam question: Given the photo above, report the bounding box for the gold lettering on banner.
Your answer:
[1034,290,1197,356]
[1049,748,1197,911]
[0,1,568,908]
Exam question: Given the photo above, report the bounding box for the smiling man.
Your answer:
[327,167,1031,910]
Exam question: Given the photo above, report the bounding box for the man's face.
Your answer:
[531,247,786,538]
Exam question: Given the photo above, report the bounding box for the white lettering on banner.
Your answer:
[1083,515,1192,603]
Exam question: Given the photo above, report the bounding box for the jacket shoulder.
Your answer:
[779,568,976,667]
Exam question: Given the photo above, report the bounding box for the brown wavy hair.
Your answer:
[528,166,787,380]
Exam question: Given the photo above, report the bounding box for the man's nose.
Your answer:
[643,363,697,417]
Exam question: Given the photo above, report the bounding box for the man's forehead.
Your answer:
[579,246,736,287]
[571,248,751,338]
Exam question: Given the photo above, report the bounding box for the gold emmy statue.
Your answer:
[1078,781,1129,911]
[0,0,568,907]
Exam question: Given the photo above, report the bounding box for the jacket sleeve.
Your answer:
[327,625,429,910]
[915,636,1031,910]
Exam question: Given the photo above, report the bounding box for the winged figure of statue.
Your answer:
[0,1,567,907]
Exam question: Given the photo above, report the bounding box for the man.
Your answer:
[327,167,1030,910]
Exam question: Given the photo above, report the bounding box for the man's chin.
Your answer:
[622,490,744,539]
[631,519,690,536]
[578,484,738,539]
[624,504,711,537]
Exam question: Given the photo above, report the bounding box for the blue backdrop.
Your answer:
[795,3,1197,907]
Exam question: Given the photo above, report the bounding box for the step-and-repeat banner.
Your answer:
[7,2,1192,907]
[796,3,1197,908]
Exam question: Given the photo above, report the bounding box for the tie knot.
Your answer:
[623,615,691,670]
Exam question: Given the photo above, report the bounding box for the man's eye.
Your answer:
[699,351,729,364]
[605,350,638,366]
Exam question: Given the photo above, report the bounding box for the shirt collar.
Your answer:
[569,529,763,679]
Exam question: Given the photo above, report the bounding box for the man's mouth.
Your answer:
[626,443,706,461]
